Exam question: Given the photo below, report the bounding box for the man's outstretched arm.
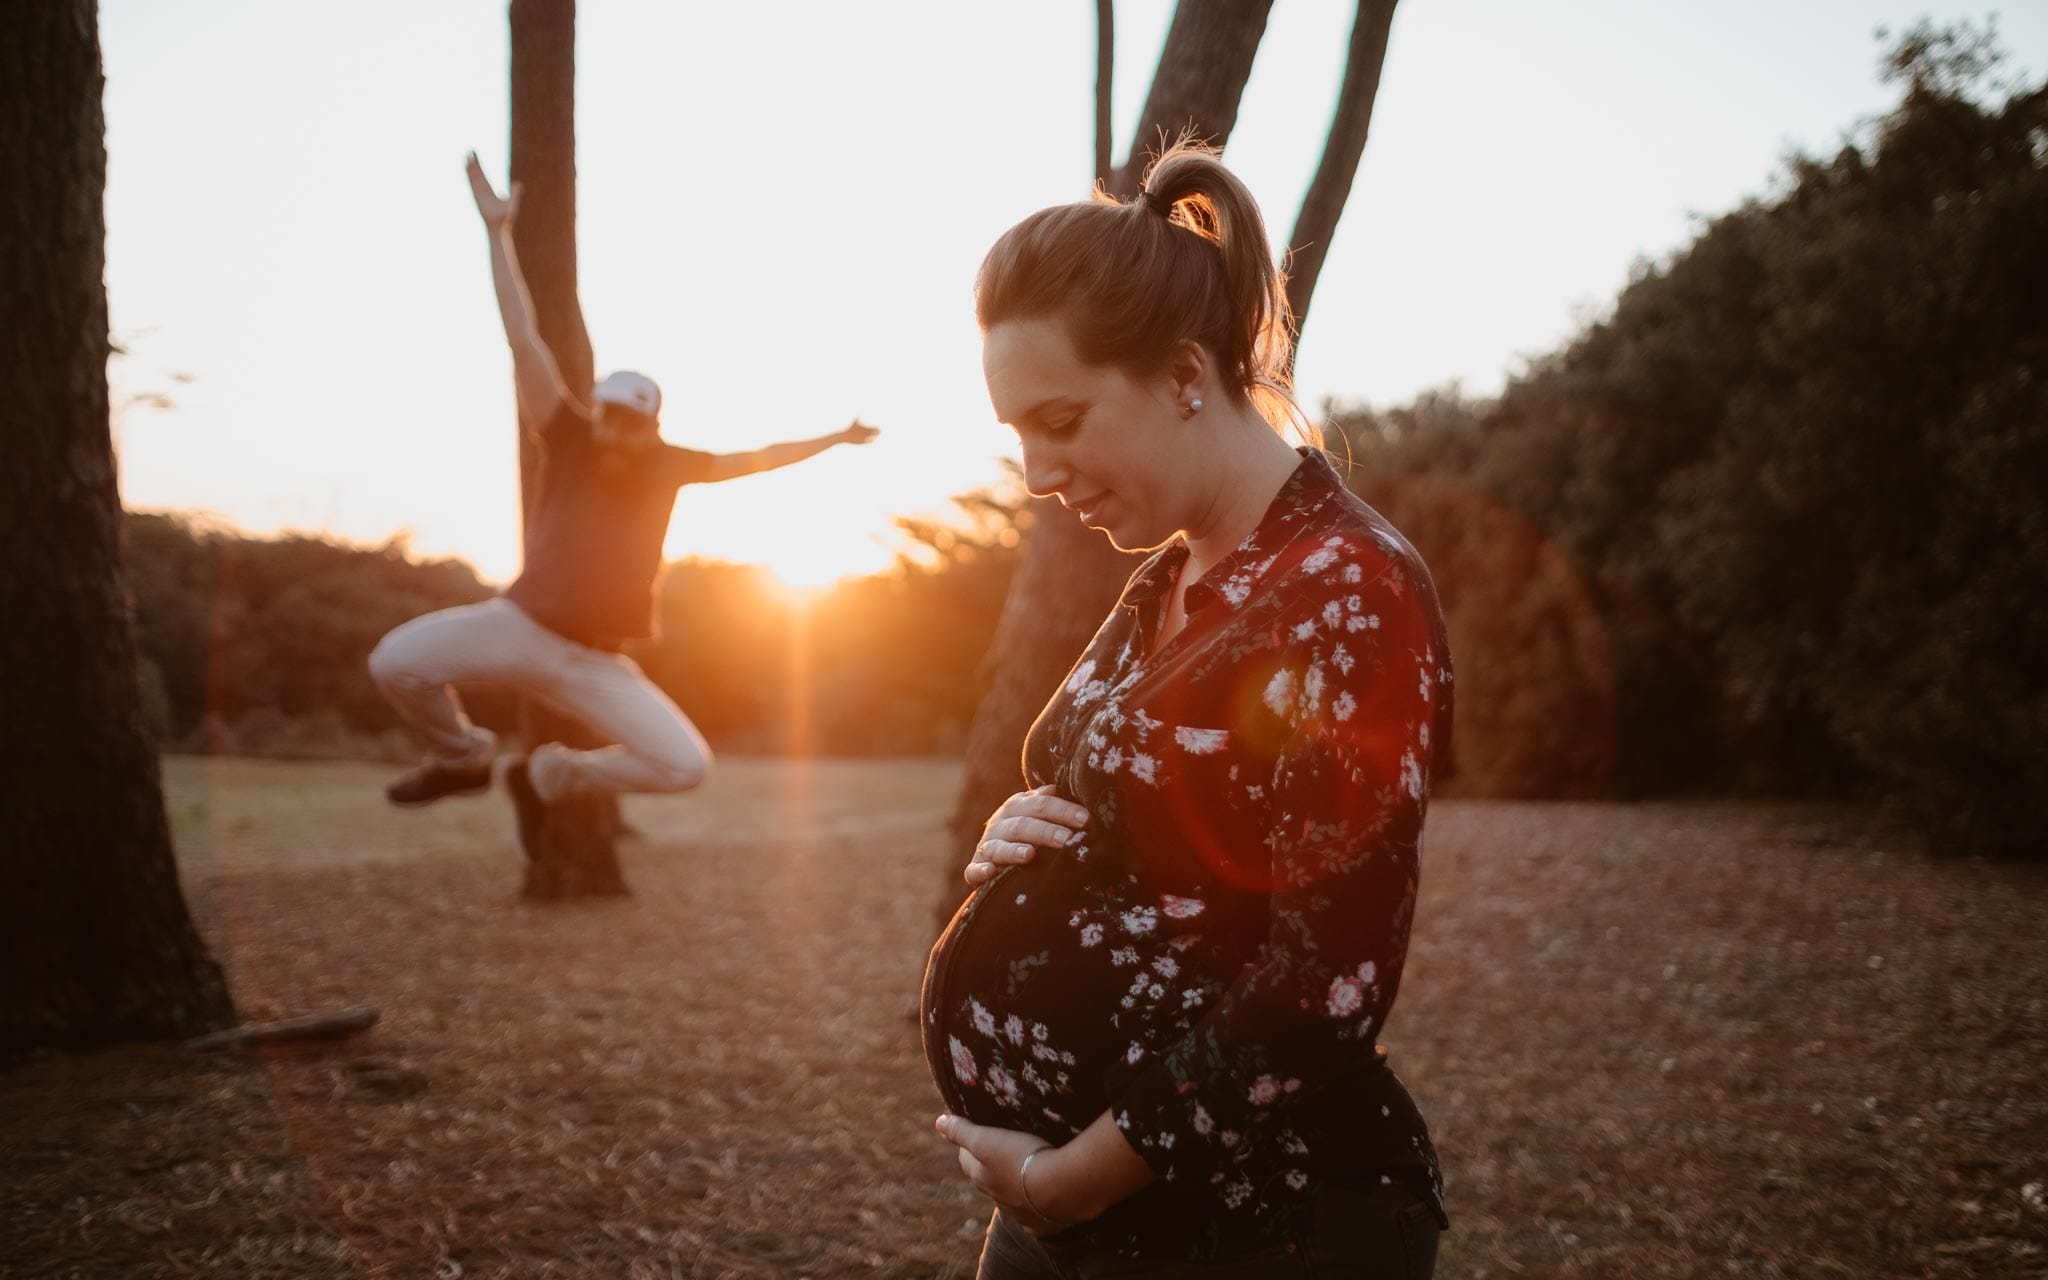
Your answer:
[467,152,570,431]
[679,420,880,484]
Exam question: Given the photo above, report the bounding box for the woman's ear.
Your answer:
[1162,338,1211,409]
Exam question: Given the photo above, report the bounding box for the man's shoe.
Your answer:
[385,754,494,807]
[503,755,549,860]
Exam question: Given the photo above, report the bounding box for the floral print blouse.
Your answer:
[921,448,1453,1261]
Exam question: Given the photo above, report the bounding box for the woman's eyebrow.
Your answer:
[1007,396,1086,428]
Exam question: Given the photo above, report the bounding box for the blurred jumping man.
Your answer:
[368,154,878,854]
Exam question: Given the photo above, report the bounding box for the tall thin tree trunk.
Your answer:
[1095,0,1115,192]
[940,0,1277,928]
[1284,0,1398,344]
[508,0,626,899]
[0,0,236,1057]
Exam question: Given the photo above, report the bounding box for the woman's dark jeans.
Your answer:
[975,1181,1441,1279]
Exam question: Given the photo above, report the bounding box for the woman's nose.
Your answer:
[1019,441,1068,500]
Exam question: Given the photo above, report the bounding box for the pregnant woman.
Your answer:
[922,139,1454,1276]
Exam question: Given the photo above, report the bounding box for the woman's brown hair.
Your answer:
[975,135,1313,442]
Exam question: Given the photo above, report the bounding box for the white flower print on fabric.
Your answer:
[1263,669,1297,718]
[1327,975,1364,1017]
[1161,894,1205,920]
[1079,922,1105,947]
[1400,749,1424,800]
[949,1036,976,1085]
[1332,643,1355,675]
[1333,691,1358,722]
[1302,663,1326,718]
[1122,907,1158,936]
[1004,1014,1026,1046]
[987,1062,1019,1103]
[1248,1075,1282,1105]
[1129,753,1159,785]
[970,1000,996,1038]
[1175,726,1229,754]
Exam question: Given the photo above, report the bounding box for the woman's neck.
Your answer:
[1180,413,1306,574]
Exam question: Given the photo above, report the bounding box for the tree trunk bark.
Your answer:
[508,0,627,900]
[1284,0,1398,344]
[1095,0,1115,192]
[939,0,1277,929]
[0,0,237,1058]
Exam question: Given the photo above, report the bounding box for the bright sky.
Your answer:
[102,1,2047,589]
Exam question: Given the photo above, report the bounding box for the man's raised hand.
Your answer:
[466,152,520,229]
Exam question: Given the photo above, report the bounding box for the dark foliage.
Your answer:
[1328,22,2047,856]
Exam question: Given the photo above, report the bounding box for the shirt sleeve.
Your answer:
[1109,544,1445,1200]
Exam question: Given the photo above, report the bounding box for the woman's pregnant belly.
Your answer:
[921,849,1220,1144]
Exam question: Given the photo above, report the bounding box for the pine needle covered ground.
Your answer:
[3,757,2043,1278]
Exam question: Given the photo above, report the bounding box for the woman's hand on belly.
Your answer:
[936,1109,1157,1233]
[934,1114,1068,1234]
[965,785,1092,887]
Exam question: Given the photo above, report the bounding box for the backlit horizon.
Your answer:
[99,0,2046,589]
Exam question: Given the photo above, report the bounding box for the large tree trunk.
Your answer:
[1283,0,1398,344]
[939,0,1276,928]
[508,0,626,899]
[0,0,236,1057]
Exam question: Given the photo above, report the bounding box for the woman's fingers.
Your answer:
[970,790,1090,884]
[956,1145,986,1191]
[981,839,1037,864]
[996,790,1090,828]
[991,815,1078,849]
[1017,792,1092,829]
[964,839,1035,886]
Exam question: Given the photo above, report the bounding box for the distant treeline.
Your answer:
[126,475,1026,762]
[1324,23,2044,857]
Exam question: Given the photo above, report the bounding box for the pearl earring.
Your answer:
[1184,398,1203,419]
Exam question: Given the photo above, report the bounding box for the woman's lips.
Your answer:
[1069,492,1112,527]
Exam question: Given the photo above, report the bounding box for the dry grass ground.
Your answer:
[3,756,2044,1278]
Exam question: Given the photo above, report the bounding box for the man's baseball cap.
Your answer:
[592,370,662,419]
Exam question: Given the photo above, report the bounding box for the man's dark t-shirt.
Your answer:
[503,401,705,650]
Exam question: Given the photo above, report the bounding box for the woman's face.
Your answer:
[982,318,1192,553]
